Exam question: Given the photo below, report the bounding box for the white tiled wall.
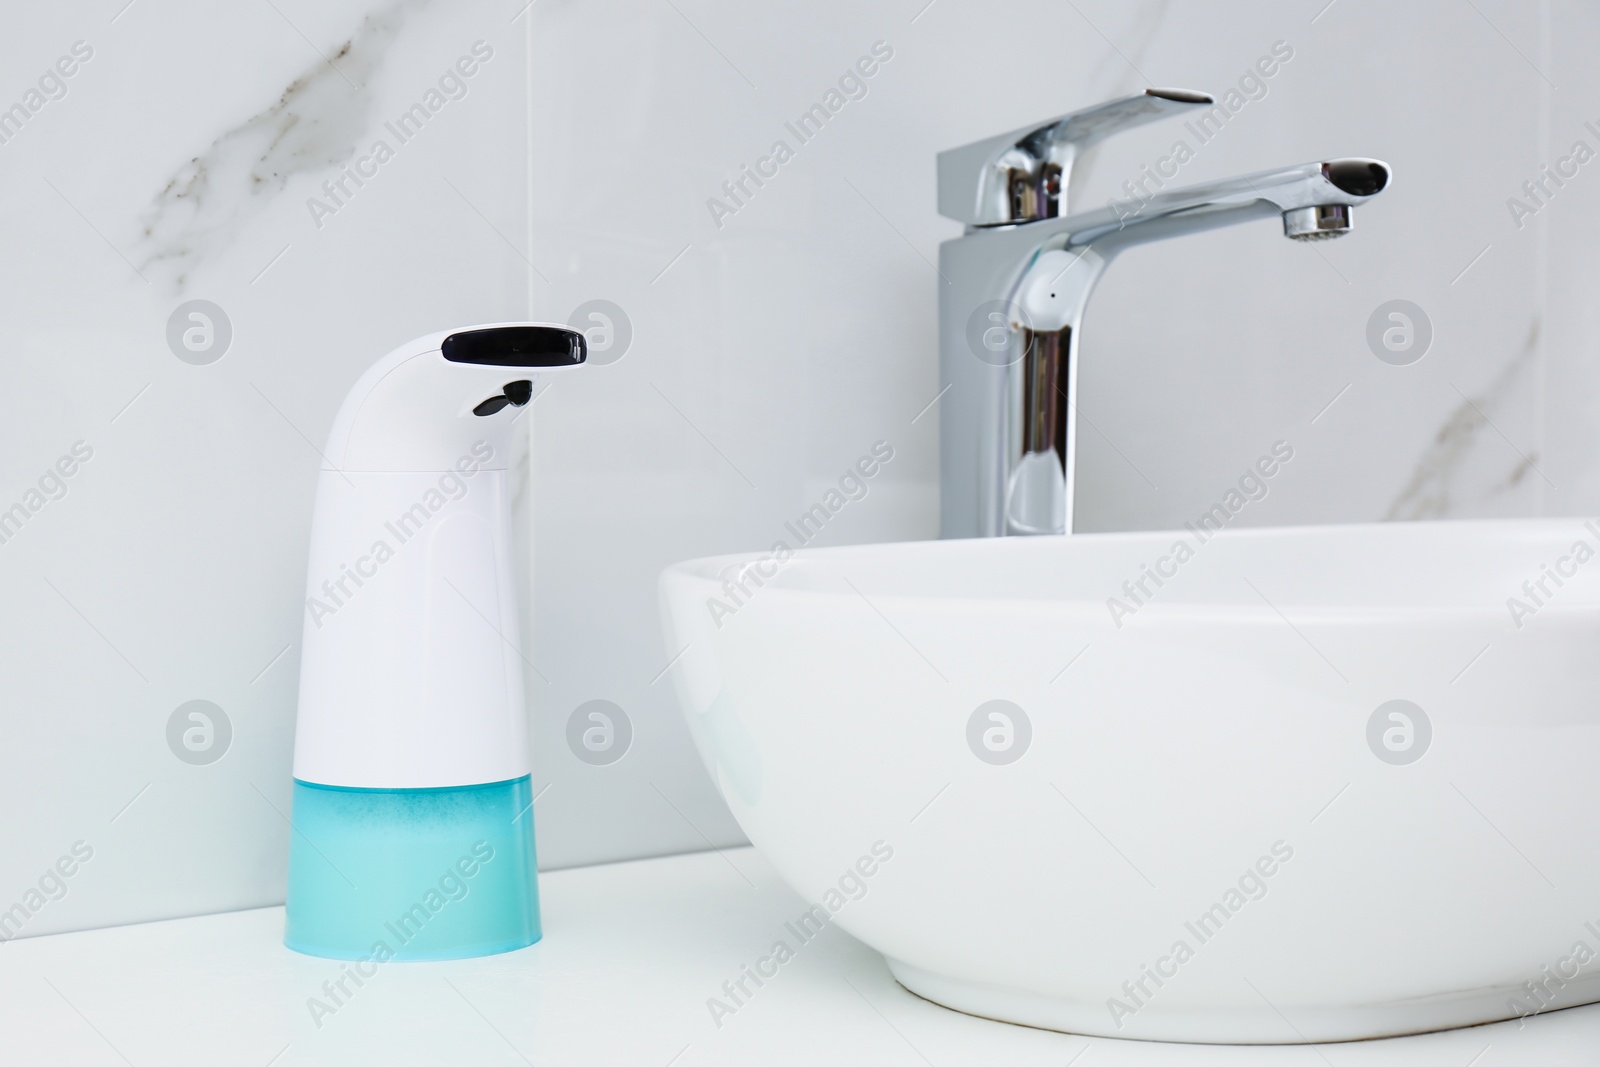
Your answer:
[1,0,1593,936]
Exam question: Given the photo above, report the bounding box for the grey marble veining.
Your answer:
[135,0,430,290]
[1384,322,1541,521]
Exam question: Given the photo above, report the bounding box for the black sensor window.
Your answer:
[442,326,586,367]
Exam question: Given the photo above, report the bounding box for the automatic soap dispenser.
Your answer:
[285,322,585,960]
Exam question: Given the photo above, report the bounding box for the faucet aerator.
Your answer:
[1283,204,1353,241]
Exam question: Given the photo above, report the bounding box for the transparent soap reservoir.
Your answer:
[284,776,540,961]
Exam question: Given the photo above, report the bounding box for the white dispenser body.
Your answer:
[294,464,527,788]
[291,323,583,789]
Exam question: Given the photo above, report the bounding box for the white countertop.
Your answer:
[2,846,1596,1066]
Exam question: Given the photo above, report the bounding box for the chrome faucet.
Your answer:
[935,88,1390,537]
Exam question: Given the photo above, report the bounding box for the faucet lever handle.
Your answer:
[936,88,1213,227]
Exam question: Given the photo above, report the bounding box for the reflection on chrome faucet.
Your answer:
[935,89,1391,537]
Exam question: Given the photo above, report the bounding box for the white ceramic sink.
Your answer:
[659,519,1600,1043]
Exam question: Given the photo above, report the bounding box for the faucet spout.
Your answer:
[1060,158,1389,254]
[1009,158,1391,334]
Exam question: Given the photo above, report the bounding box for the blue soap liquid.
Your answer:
[284,776,540,961]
